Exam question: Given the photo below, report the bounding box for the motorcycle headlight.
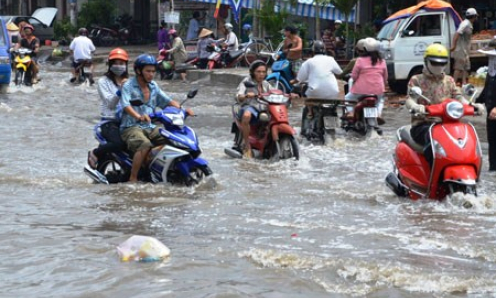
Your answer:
[169,139,189,149]
[432,139,447,158]
[267,94,287,103]
[446,101,464,120]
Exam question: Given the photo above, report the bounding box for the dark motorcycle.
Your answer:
[206,43,245,69]
[73,59,93,84]
[89,14,134,46]
[157,49,198,81]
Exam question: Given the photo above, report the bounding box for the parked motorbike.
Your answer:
[84,88,212,185]
[89,15,134,46]
[73,59,93,84]
[206,43,245,70]
[385,85,483,201]
[13,48,34,86]
[157,49,198,81]
[265,50,295,94]
[224,81,299,161]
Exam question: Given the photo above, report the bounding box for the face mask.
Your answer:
[427,61,445,76]
[110,65,126,76]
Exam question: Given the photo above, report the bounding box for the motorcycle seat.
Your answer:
[398,125,424,153]
[229,50,245,59]
[357,94,378,100]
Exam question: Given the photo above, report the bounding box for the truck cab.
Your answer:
[378,9,457,94]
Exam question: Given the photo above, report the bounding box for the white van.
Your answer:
[377,5,489,94]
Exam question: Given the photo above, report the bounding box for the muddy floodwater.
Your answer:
[1,62,496,298]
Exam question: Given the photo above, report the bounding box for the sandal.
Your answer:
[87,150,98,169]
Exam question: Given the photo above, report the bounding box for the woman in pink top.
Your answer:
[345,37,387,118]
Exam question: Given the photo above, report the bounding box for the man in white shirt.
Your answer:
[224,23,238,51]
[69,27,96,85]
[297,40,342,99]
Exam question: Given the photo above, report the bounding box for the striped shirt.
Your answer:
[97,76,121,120]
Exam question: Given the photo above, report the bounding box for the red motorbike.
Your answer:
[224,81,299,161]
[206,43,245,70]
[386,86,483,200]
[341,94,382,137]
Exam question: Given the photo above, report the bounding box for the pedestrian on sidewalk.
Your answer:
[157,21,171,51]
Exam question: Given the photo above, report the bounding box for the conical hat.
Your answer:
[198,28,213,38]
[7,22,19,31]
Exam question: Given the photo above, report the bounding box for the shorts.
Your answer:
[453,53,470,71]
[72,59,92,69]
[238,106,259,125]
[121,126,168,153]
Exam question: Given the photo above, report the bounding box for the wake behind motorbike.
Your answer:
[84,88,212,186]
[13,48,34,86]
[385,86,483,201]
[224,81,299,161]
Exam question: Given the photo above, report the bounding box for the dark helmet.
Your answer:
[134,54,157,73]
[78,27,88,36]
[249,60,267,79]
[312,40,325,54]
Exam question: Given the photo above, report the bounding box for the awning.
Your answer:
[183,0,355,21]
[384,0,461,27]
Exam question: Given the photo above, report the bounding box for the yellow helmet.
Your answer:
[424,43,449,64]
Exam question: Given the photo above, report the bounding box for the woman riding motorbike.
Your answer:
[87,48,129,169]
[406,43,485,166]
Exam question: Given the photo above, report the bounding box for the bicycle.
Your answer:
[242,37,284,66]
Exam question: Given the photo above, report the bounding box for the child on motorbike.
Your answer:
[406,43,484,166]
[119,54,184,182]
[344,37,387,123]
[236,60,273,158]
[87,48,129,169]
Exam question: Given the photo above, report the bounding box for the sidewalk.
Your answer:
[39,43,247,86]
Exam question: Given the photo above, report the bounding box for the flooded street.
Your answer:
[2,61,496,297]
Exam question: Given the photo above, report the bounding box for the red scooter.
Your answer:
[386,86,483,200]
[224,81,299,160]
[156,49,198,80]
[206,43,245,70]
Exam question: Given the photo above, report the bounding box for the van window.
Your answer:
[405,14,442,37]
[377,19,406,40]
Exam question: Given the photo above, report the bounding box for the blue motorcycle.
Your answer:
[265,51,295,94]
[84,88,212,186]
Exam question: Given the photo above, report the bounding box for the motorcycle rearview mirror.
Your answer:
[462,83,477,102]
[244,81,256,88]
[409,86,431,103]
[187,88,199,99]
[130,100,144,107]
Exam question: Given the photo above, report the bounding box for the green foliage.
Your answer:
[246,0,289,43]
[77,0,118,29]
[54,17,77,40]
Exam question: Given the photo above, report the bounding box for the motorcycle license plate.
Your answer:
[83,67,90,73]
[364,107,378,118]
[323,116,339,129]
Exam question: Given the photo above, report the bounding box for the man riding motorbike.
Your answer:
[119,54,185,182]
[223,22,239,51]
[295,40,342,119]
[164,29,188,82]
[69,28,96,85]
[14,24,40,85]
[406,43,485,166]
[235,60,274,158]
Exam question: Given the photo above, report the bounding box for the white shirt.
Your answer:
[297,54,343,99]
[97,76,121,120]
[69,36,96,61]
[225,31,239,51]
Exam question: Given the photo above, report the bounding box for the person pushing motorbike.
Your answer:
[406,43,485,166]
[119,54,186,182]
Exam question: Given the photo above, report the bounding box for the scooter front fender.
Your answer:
[16,63,27,72]
[271,123,296,141]
[176,157,209,177]
[443,165,478,185]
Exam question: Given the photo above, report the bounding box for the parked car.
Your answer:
[0,7,58,43]
[0,18,11,92]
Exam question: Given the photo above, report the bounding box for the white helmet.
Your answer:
[466,8,478,17]
[363,37,379,52]
[225,23,233,31]
[355,39,366,52]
